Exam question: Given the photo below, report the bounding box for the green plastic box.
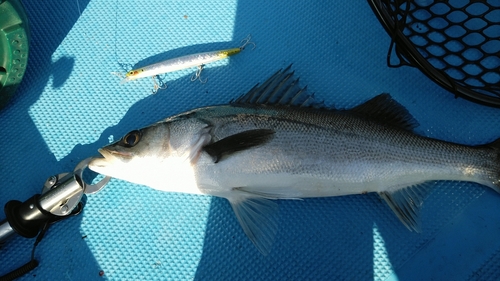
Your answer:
[0,0,29,110]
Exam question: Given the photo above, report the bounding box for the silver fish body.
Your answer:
[192,105,499,196]
[89,66,500,254]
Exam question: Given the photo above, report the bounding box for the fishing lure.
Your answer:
[121,35,255,93]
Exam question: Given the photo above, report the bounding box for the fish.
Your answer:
[89,65,500,255]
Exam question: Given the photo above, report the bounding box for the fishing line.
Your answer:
[76,0,82,17]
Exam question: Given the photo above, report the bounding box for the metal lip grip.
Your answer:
[0,158,110,242]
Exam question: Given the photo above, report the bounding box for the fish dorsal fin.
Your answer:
[350,94,419,131]
[232,65,324,108]
[379,182,432,232]
[228,189,280,255]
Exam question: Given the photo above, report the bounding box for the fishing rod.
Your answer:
[0,158,110,281]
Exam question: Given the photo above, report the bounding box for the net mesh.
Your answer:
[369,0,500,107]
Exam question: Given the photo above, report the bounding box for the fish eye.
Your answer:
[121,130,142,147]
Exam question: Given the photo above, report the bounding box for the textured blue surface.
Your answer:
[1,0,500,280]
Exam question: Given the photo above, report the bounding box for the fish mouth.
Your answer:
[88,148,133,168]
[99,148,133,158]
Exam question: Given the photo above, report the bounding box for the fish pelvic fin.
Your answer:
[379,182,432,232]
[228,188,280,255]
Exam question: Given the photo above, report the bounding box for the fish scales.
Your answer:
[182,105,499,197]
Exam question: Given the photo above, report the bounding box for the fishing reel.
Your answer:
[0,157,110,280]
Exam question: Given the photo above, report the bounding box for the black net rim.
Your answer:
[368,0,500,108]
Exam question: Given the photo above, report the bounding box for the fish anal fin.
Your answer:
[228,190,279,255]
[379,182,431,232]
[350,94,419,131]
[203,129,275,163]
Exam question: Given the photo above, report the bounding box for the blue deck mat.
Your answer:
[1,0,500,280]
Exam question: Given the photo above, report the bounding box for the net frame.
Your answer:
[369,0,500,107]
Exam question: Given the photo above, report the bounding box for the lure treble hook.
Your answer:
[191,65,208,84]
[151,75,167,94]
[239,34,256,50]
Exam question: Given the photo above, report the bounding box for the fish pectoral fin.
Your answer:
[203,129,275,163]
[379,182,431,232]
[228,190,279,255]
[189,126,212,163]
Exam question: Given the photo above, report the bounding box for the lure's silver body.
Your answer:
[122,48,241,83]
